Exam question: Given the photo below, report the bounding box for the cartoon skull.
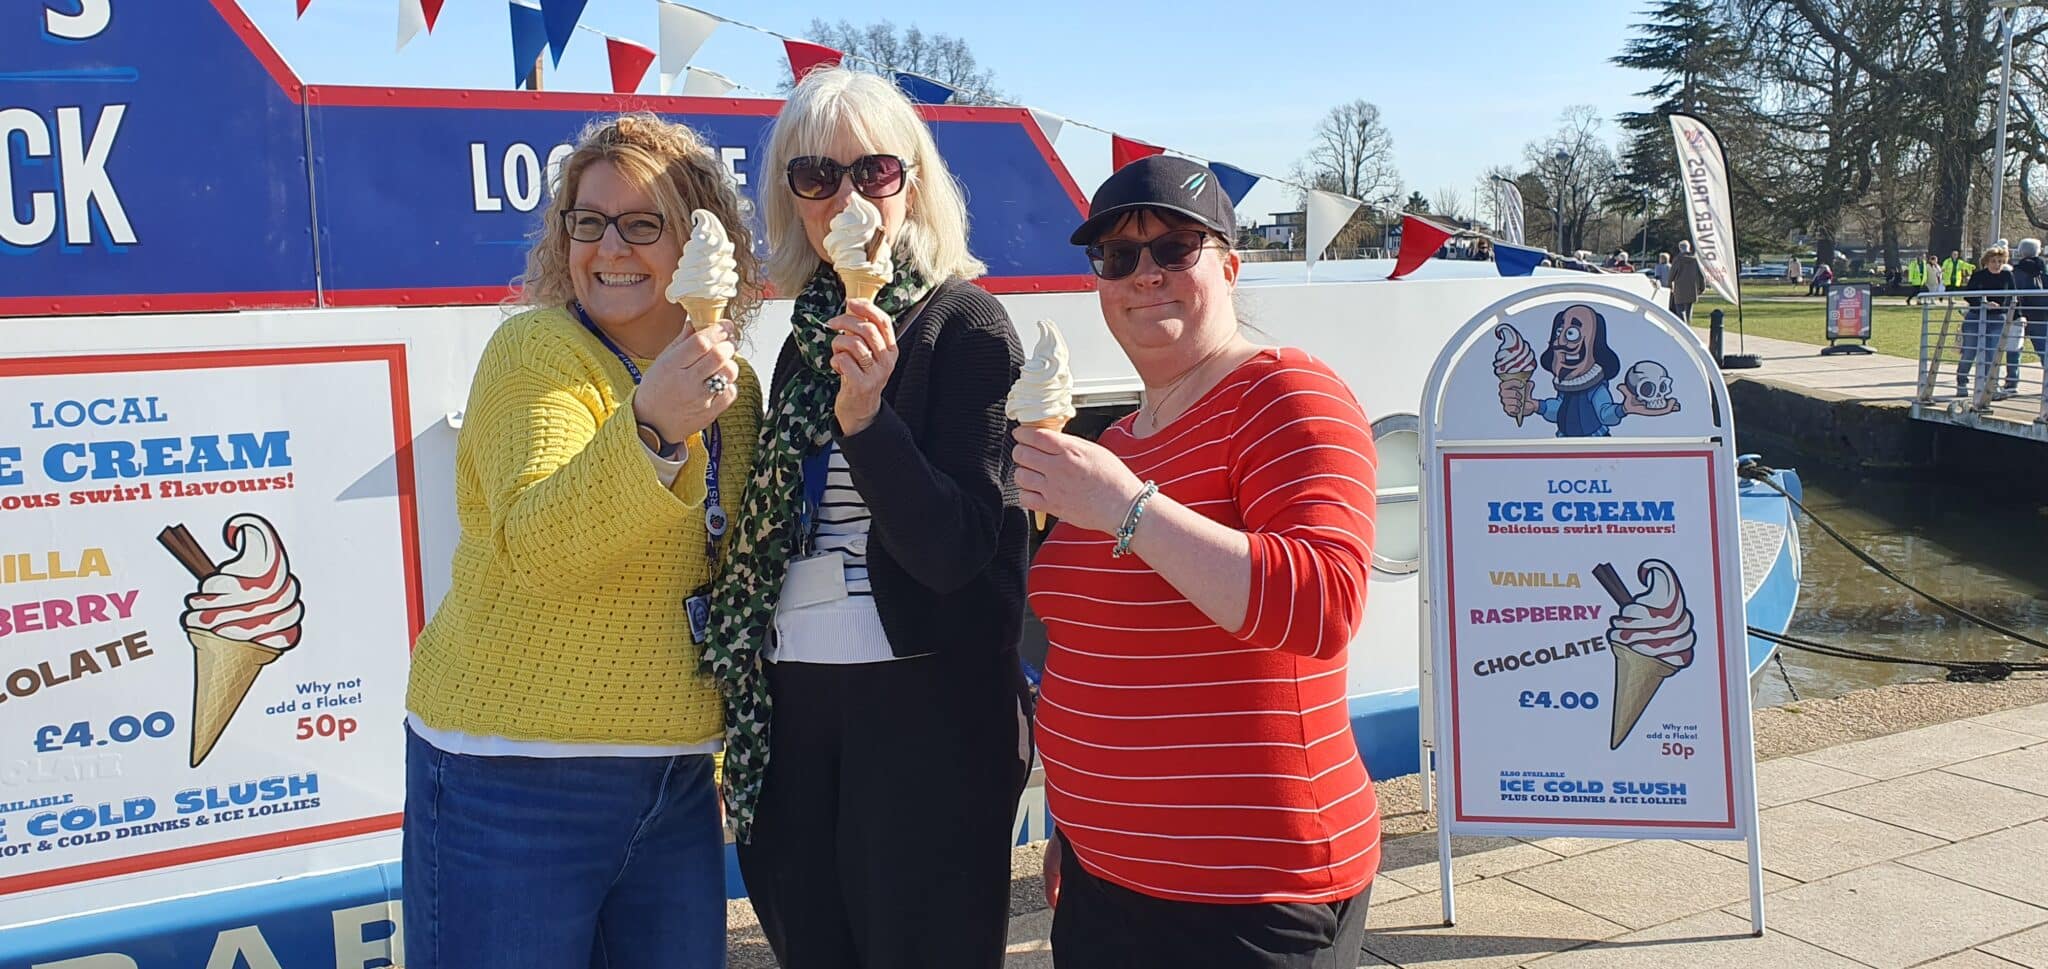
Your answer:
[1625,361,1674,408]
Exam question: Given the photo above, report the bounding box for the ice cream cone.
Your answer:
[1500,373,1532,427]
[188,629,285,768]
[1608,646,1680,750]
[1025,416,1071,529]
[678,297,726,333]
[840,269,888,304]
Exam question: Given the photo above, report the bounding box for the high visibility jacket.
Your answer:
[1907,260,1925,286]
[1943,257,1975,288]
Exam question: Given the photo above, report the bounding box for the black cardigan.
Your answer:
[768,278,1029,665]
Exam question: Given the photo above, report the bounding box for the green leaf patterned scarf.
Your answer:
[701,260,931,842]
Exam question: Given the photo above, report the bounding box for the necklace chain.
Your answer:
[1141,342,1234,434]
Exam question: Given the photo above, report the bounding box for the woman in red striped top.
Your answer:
[1014,155,1380,968]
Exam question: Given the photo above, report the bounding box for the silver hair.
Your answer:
[2019,238,2042,260]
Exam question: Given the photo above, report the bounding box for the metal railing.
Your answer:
[1915,289,2048,424]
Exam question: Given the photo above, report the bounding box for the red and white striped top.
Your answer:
[1029,347,1381,905]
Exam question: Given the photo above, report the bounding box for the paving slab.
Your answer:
[1752,755,1874,808]
[1911,951,2035,969]
[1730,862,2048,969]
[1973,704,2048,741]
[1944,743,2048,798]
[1692,800,1943,882]
[1361,879,1627,969]
[1981,923,2048,967]
[1502,840,1794,931]
[1517,837,1622,858]
[1378,834,1565,894]
[1899,821,2048,909]
[1814,770,2048,841]
[1519,909,1869,969]
[1794,720,2036,780]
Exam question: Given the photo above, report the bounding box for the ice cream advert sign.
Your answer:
[0,346,421,904]
[1422,284,1757,842]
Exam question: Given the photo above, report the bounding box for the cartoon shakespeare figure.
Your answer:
[1495,303,1680,436]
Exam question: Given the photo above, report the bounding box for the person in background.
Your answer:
[1807,261,1833,296]
[1959,245,2015,402]
[2004,238,2048,398]
[1020,154,1379,968]
[403,113,765,969]
[1786,256,1803,286]
[1669,240,1705,324]
[1652,251,1672,289]
[1610,250,1634,273]
[1945,249,1975,290]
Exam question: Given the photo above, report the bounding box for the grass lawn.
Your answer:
[1689,296,1927,359]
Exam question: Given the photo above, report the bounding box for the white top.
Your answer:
[766,444,901,665]
[409,439,720,758]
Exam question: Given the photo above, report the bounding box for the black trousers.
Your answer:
[735,649,1032,969]
[1050,843,1372,969]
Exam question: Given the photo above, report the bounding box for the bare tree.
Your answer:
[780,20,1002,104]
[1523,106,1620,254]
[1433,186,1467,223]
[1290,99,1401,253]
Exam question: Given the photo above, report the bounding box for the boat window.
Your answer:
[1370,413,1420,575]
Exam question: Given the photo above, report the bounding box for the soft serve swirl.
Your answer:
[666,208,739,305]
[1605,559,1695,667]
[1007,319,1077,423]
[825,193,892,280]
[181,514,304,651]
[1493,324,1537,377]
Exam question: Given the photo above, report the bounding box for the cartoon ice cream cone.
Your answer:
[1494,324,1538,427]
[1008,320,1078,529]
[1593,560,1696,750]
[666,209,739,332]
[159,515,305,767]
[827,193,893,303]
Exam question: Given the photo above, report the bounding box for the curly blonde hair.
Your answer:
[517,113,764,330]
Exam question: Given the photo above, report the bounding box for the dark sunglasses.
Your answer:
[1086,229,1221,281]
[785,154,912,200]
[562,209,665,245]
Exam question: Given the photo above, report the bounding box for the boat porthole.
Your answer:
[1369,413,1421,575]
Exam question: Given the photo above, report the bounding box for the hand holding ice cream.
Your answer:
[666,209,739,331]
[827,193,893,302]
[1009,320,1078,528]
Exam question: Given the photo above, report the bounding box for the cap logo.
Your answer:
[1182,173,1208,199]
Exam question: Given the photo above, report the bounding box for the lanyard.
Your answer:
[571,303,727,560]
[796,448,831,556]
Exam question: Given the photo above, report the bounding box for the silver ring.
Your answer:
[704,374,731,395]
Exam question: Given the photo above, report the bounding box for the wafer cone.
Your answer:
[1500,373,1532,427]
[678,297,726,333]
[839,269,888,304]
[1025,416,1070,529]
[1608,646,1680,750]
[188,629,284,768]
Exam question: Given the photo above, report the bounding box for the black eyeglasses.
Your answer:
[562,209,666,245]
[785,154,912,200]
[1085,229,1221,281]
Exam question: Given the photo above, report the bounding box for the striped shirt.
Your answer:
[812,444,874,596]
[1029,348,1380,905]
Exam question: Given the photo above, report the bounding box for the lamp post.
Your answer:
[1639,188,1651,262]
[1987,1,2045,247]
[1552,148,1573,255]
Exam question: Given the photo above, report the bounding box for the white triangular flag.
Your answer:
[397,0,428,51]
[657,3,719,92]
[1028,108,1065,145]
[1304,189,1364,274]
[678,66,737,97]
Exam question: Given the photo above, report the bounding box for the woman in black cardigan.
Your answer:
[702,66,1030,969]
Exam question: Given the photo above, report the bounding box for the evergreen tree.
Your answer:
[1608,2,1748,252]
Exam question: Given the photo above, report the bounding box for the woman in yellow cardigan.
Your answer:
[402,114,762,969]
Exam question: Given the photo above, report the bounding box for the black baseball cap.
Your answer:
[1070,155,1238,246]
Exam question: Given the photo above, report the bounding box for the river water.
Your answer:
[1755,458,2048,707]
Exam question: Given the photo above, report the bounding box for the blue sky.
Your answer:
[240,0,1658,227]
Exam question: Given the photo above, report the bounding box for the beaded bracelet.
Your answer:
[1111,481,1159,559]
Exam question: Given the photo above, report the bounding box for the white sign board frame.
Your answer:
[1418,283,1764,933]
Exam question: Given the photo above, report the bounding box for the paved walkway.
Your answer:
[1715,330,2048,435]
[1004,701,2048,967]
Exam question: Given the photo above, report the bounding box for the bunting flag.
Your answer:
[1111,135,1164,171]
[1388,214,1454,280]
[678,66,738,97]
[657,3,719,94]
[1207,162,1260,207]
[784,39,842,84]
[1494,241,1546,277]
[605,37,657,94]
[893,72,955,105]
[397,0,445,51]
[508,1,549,88]
[1028,108,1065,145]
[1491,177,1526,246]
[538,0,589,66]
[296,0,311,17]
[1303,190,1363,273]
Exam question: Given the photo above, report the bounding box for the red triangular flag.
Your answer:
[421,0,445,30]
[1111,135,1165,172]
[605,37,657,94]
[296,0,311,16]
[784,39,842,84]
[1388,214,1455,280]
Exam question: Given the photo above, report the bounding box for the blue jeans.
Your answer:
[2004,319,2048,388]
[1957,310,2004,388]
[402,727,725,969]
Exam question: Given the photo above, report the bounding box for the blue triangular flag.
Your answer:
[1495,242,1545,277]
[1208,162,1260,207]
[538,0,588,66]
[893,72,955,105]
[509,2,549,87]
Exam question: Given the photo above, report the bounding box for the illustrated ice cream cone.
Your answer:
[667,209,739,332]
[1493,324,1538,427]
[159,515,306,768]
[1008,320,1078,530]
[1594,560,1696,751]
[826,194,893,303]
